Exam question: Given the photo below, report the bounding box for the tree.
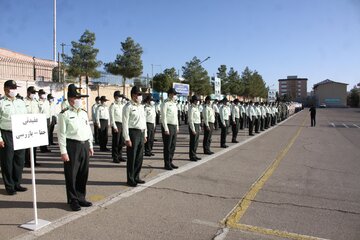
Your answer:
[182,57,212,96]
[227,67,243,97]
[240,67,267,100]
[347,86,359,107]
[152,73,172,100]
[217,65,229,95]
[163,67,180,83]
[105,37,143,93]
[241,66,253,99]
[63,29,102,85]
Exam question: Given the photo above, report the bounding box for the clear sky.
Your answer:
[1,0,359,91]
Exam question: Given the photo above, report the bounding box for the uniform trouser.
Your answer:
[0,130,25,191]
[156,113,160,125]
[260,117,265,131]
[189,124,200,160]
[145,122,155,154]
[214,113,220,130]
[40,118,50,151]
[181,111,185,121]
[162,124,177,168]
[94,124,99,144]
[255,117,260,133]
[245,115,249,128]
[64,139,89,203]
[240,115,244,130]
[265,114,269,129]
[25,147,37,166]
[248,117,254,135]
[178,111,181,125]
[184,113,188,125]
[126,129,144,184]
[272,115,277,126]
[311,115,316,126]
[232,118,240,141]
[203,123,214,153]
[220,120,229,146]
[111,122,123,161]
[49,116,57,145]
[99,119,109,150]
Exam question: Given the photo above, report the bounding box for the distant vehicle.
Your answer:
[319,103,327,108]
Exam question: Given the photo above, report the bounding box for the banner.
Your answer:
[173,83,190,96]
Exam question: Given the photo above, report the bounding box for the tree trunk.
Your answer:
[122,76,126,95]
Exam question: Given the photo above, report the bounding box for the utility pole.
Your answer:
[53,0,57,62]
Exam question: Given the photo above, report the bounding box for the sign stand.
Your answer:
[20,147,51,231]
[12,114,51,231]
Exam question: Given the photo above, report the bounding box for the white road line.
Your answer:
[330,122,335,128]
[13,113,299,240]
[353,124,360,129]
[343,123,349,128]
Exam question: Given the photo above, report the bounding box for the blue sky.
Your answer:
[1,0,359,91]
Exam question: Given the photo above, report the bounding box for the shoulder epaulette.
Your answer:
[81,108,87,113]
[60,108,69,114]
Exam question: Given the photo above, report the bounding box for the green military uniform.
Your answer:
[231,100,240,143]
[109,92,125,163]
[96,96,110,151]
[38,89,51,153]
[161,88,179,170]
[0,81,28,195]
[188,96,201,161]
[247,102,256,136]
[58,84,93,210]
[219,99,230,148]
[144,98,156,156]
[122,87,147,187]
[91,97,100,144]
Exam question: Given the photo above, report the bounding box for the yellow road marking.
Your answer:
[232,223,330,240]
[223,116,307,227]
[88,194,105,202]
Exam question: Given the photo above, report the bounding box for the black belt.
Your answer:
[129,128,145,133]
[0,129,12,133]
[66,138,89,144]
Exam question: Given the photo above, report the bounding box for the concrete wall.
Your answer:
[314,83,347,107]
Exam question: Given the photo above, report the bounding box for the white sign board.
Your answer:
[11,114,49,150]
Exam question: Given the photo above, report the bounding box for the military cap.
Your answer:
[100,96,109,102]
[38,89,46,95]
[4,80,20,89]
[191,95,199,102]
[205,96,212,102]
[47,94,54,100]
[167,87,178,95]
[67,84,89,98]
[131,86,142,96]
[27,86,38,94]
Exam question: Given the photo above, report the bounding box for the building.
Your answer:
[313,79,348,107]
[278,76,307,103]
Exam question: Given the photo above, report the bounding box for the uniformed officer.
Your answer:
[122,86,147,187]
[213,99,220,130]
[260,102,266,131]
[96,96,110,151]
[38,89,51,153]
[231,99,240,143]
[144,95,156,157]
[177,100,182,126]
[239,102,245,130]
[202,96,215,155]
[24,86,40,168]
[0,80,28,195]
[254,102,261,133]
[48,94,57,146]
[183,101,189,124]
[58,84,94,211]
[188,95,201,161]
[91,96,100,144]
[161,88,179,170]
[219,98,230,148]
[109,91,125,163]
[247,101,256,136]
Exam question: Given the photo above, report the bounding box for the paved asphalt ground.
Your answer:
[1,108,359,240]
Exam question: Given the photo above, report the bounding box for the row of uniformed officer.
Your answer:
[202,96,215,155]
[0,80,28,195]
[58,84,94,211]
[188,95,201,161]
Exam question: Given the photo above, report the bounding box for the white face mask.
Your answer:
[137,95,143,104]
[172,95,177,101]
[29,93,35,100]
[150,101,155,106]
[40,94,47,99]
[196,101,200,106]
[74,98,82,109]
[9,89,17,98]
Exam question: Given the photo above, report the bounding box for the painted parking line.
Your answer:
[218,116,327,240]
[342,123,349,128]
[329,122,335,128]
[353,124,360,129]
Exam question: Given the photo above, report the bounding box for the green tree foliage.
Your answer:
[104,37,143,93]
[227,67,243,97]
[182,57,212,96]
[152,73,172,99]
[347,86,359,107]
[63,29,102,85]
[163,67,180,83]
[217,65,229,95]
[241,66,267,99]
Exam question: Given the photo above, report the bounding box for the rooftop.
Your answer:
[313,79,348,88]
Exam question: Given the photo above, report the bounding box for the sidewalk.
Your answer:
[0,118,284,240]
